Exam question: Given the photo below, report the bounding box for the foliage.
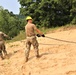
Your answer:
[7,31,26,42]
[18,0,76,28]
[0,7,25,38]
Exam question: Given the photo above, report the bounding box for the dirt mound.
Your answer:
[0,29,76,75]
[47,25,76,34]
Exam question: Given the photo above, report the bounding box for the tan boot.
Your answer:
[1,55,4,60]
[36,55,40,58]
[25,57,28,62]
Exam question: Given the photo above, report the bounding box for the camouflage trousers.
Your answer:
[25,36,39,58]
[0,41,7,59]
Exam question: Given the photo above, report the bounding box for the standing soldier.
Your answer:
[0,31,10,60]
[25,16,45,62]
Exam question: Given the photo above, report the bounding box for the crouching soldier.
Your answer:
[0,31,10,60]
[25,16,45,62]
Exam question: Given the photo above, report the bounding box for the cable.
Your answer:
[45,36,76,44]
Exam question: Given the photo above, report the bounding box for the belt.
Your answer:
[27,36,36,38]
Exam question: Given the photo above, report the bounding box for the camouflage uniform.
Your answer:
[25,36,39,59]
[25,23,39,61]
[0,32,8,59]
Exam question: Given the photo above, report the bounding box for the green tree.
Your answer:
[70,0,76,24]
[0,6,21,38]
[18,0,76,28]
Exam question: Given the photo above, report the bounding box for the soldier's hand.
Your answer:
[41,34,45,37]
[36,34,41,37]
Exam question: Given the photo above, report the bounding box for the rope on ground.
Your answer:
[45,36,76,44]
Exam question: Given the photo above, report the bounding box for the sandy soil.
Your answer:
[0,29,76,75]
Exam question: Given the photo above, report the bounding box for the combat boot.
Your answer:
[25,57,28,62]
[0,55,4,60]
[36,55,40,58]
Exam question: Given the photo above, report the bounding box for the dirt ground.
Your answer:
[0,29,76,75]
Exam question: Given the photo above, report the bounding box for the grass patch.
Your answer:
[7,31,26,43]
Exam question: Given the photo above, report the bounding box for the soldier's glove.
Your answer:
[36,34,41,37]
[41,34,45,37]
